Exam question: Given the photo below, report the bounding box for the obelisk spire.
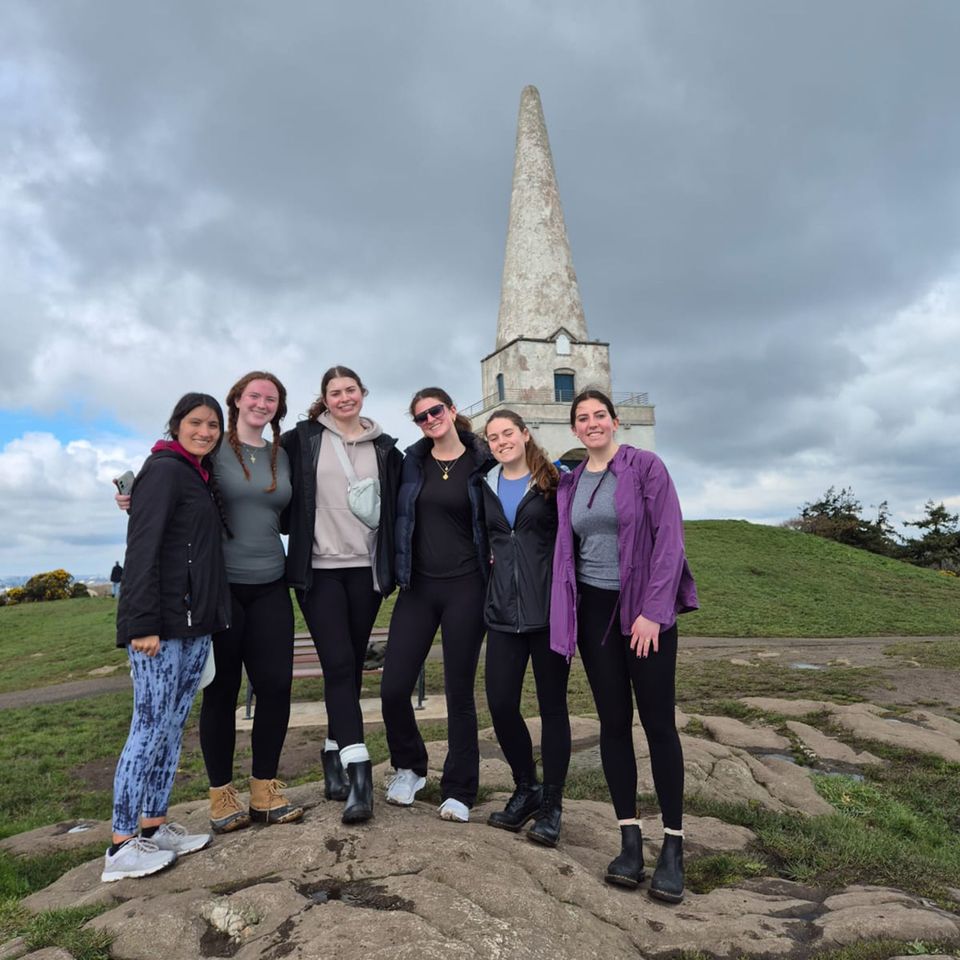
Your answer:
[496,86,588,348]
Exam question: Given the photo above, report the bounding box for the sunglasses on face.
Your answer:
[412,403,447,425]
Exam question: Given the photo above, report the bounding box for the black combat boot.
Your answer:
[341,761,374,824]
[649,833,684,903]
[323,749,351,801]
[604,824,646,889]
[527,784,562,847]
[486,780,542,832]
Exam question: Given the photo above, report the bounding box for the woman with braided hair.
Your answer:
[199,371,303,830]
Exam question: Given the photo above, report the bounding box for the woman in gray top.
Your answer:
[199,371,302,832]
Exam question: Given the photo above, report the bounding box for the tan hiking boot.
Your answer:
[209,783,252,834]
[249,778,304,825]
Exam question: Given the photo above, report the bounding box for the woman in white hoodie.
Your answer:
[281,366,402,823]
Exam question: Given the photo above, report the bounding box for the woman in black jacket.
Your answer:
[476,410,570,846]
[282,366,402,822]
[104,393,231,883]
[380,387,488,822]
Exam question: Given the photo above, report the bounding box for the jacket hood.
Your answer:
[317,410,383,443]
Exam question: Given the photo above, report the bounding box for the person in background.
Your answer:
[110,561,123,599]
[104,393,230,882]
[550,389,698,903]
[282,366,401,823]
[475,410,570,847]
[380,388,488,822]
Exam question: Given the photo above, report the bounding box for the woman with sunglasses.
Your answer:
[475,410,571,847]
[283,366,402,823]
[104,393,231,882]
[380,388,489,822]
[551,389,698,903]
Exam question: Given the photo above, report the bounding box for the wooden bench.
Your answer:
[244,629,426,719]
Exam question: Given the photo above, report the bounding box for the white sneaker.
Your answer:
[150,822,212,855]
[385,768,426,806]
[439,798,470,822]
[101,837,176,882]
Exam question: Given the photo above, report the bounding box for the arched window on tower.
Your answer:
[554,370,575,403]
[555,333,571,355]
[496,373,505,401]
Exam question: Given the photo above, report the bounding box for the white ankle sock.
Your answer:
[663,827,684,837]
[324,739,339,753]
[340,743,370,766]
[618,818,641,828]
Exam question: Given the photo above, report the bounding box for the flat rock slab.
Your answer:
[785,721,881,766]
[700,715,791,750]
[739,698,960,763]
[21,797,960,960]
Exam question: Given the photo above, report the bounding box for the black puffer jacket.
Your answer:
[395,430,489,590]
[473,462,558,633]
[116,449,231,646]
[281,419,402,595]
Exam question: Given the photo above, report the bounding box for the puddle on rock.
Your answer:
[789,662,823,671]
[297,879,414,912]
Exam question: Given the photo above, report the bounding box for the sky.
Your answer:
[1,0,959,577]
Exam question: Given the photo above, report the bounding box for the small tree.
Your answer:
[787,487,900,557]
[903,501,960,571]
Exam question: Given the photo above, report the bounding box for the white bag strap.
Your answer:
[328,432,359,484]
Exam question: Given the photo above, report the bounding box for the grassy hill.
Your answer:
[1,520,957,693]
[683,520,960,637]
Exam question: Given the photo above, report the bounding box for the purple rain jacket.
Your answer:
[549,444,699,659]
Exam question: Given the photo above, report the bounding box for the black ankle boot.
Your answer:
[341,761,373,824]
[487,780,542,832]
[527,784,562,847]
[649,833,684,903]
[604,825,646,889]
[323,750,351,801]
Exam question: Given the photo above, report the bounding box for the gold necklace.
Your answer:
[434,455,461,480]
[243,442,264,465]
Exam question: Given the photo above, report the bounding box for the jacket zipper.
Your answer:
[185,541,193,627]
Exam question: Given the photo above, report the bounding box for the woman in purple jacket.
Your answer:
[550,390,698,903]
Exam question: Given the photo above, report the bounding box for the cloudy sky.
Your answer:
[2,1,958,577]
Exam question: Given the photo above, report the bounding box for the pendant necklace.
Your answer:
[243,442,264,465]
[434,455,461,480]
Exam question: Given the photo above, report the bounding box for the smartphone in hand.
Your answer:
[113,471,135,512]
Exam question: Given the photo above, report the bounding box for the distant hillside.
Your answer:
[683,520,960,637]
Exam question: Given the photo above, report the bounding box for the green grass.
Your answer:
[3,522,957,694]
[884,638,960,669]
[683,520,960,637]
[0,899,112,960]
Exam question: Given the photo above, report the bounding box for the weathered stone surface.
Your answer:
[831,704,960,762]
[0,820,110,858]
[19,950,73,960]
[682,736,834,815]
[785,721,881,766]
[908,709,960,741]
[11,780,960,959]
[0,937,27,960]
[701,716,791,750]
[815,900,960,945]
[739,697,831,716]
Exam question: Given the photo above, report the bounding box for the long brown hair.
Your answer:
[484,409,558,497]
[225,371,287,493]
[409,386,472,433]
[307,365,369,421]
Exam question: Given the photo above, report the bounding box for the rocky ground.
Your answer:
[3,636,960,959]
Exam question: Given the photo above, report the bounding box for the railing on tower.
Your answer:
[460,390,650,419]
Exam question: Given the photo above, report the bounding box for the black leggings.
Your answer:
[297,566,382,749]
[200,579,294,785]
[577,582,683,829]
[381,572,485,806]
[485,628,571,788]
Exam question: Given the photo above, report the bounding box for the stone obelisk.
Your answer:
[468,85,655,462]
[496,85,589,347]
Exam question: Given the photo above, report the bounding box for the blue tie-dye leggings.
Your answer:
[111,635,211,835]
